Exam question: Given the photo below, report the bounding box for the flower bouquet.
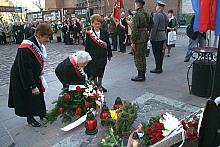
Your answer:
[47,81,104,123]
[127,112,180,146]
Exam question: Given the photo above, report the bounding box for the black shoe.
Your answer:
[128,52,133,55]
[150,69,163,74]
[184,58,190,62]
[121,51,126,53]
[101,86,107,93]
[118,51,122,52]
[131,76,145,81]
[27,117,41,127]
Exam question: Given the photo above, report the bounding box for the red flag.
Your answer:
[198,0,216,32]
[113,0,124,26]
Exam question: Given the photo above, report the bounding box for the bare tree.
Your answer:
[33,0,43,12]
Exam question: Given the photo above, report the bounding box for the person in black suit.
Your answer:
[117,12,128,53]
[85,14,112,92]
[8,23,52,127]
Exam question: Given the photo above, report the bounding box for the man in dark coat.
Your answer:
[85,14,112,92]
[55,51,92,88]
[8,23,52,127]
[117,12,128,53]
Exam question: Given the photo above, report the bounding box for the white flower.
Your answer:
[160,112,180,136]
[83,92,88,97]
[85,88,90,93]
[96,100,102,106]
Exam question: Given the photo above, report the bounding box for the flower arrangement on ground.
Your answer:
[47,81,104,123]
[127,112,180,146]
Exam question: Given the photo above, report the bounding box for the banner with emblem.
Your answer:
[113,0,124,26]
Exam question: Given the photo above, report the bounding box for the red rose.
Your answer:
[76,86,81,91]
[58,107,63,113]
[64,94,71,101]
[158,123,164,130]
[186,131,194,139]
[155,132,164,141]
[193,122,198,128]
[188,121,193,127]
[75,107,82,115]
[150,138,158,145]
[182,121,187,130]
[85,102,91,108]
[146,128,153,135]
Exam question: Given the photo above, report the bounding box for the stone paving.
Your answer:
[0,31,209,147]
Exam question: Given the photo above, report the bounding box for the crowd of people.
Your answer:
[8,0,209,127]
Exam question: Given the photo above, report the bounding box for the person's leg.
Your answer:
[158,40,165,71]
[119,35,123,52]
[150,41,163,73]
[184,38,199,62]
[27,116,41,127]
[131,42,147,81]
[167,46,171,57]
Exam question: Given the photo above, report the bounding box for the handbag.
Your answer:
[167,31,176,45]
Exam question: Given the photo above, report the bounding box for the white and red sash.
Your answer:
[18,40,47,92]
[118,19,126,30]
[69,55,84,79]
[87,29,107,49]
[19,40,45,67]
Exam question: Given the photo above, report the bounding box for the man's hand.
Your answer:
[32,87,40,95]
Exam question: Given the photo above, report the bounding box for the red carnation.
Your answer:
[188,121,194,127]
[95,104,100,110]
[182,121,187,130]
[58,107,63,113]
[193,115,198,120]
[75,107,82,115]
[158,123,164,130]
[193,122,199,128]
[76,86,81,91]
[85,102,91,108]
[64,94,71,101]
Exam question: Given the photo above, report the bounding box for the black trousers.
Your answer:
[151,40,165,70]
[119,34,126,52]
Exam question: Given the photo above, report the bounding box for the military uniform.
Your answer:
[131,0,150,81]
[150,1,168,73]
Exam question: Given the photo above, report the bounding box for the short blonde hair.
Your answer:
[91,14,102,24]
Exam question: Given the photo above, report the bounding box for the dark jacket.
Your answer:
[117,18,128,35]
[8,36,46,117]
[85,28,112,69]
[55,57,85,87]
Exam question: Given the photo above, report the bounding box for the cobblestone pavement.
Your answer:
[0,41,83,87]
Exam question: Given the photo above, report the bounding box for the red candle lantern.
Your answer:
[113,97,123,109]
[85,111,98,135]
[100,103,110,126]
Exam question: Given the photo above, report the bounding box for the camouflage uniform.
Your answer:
[131,7,150,81]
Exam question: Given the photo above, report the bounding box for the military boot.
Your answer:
[131,70,145,81]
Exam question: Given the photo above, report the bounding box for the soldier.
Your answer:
[131,0,150,81]
[117,12,128,53]
[109,16,118,51]
[150,1,168,73]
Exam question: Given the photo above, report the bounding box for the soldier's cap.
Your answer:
[156,0,166,7]
[135,0,145,5]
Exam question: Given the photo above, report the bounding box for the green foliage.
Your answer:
[47,81,102,124]
[100,128,124,147]
[105,101,139,137]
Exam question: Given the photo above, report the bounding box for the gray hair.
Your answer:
[72,51,92,63]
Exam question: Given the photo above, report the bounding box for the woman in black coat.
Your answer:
[85,14,112,92]
[55,51,92,88]
[8,23,52,127]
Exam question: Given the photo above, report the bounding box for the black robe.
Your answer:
[85,29,112,77]
[8,36,46,117]
[55,56,85,87]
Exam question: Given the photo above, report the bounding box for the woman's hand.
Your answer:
[32,87,40,95]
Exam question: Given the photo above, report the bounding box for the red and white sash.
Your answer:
[87,30,107,49]
[19,40,47,92]
[69,55,84,79]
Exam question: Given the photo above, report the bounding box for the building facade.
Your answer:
[45,0,193,16]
